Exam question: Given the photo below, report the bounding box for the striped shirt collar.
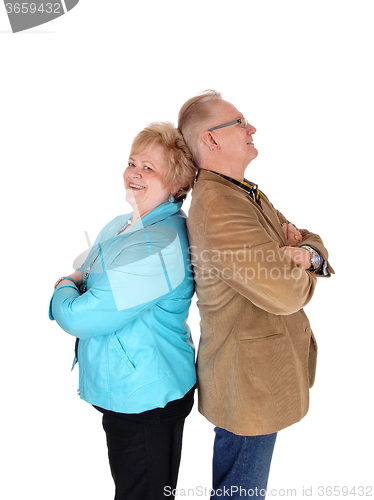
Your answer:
[202,169,262,208]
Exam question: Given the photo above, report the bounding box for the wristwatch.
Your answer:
[301,245,322,271]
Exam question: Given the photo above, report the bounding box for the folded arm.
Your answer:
[201,196,318,315]
[277,212,334,276]
[49,227,187,339]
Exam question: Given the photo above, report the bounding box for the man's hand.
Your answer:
[280,246,311,270]
[282,223,303,247]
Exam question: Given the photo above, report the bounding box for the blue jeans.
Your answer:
[211,427,277,499]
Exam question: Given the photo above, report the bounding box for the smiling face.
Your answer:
[123,143,174,220]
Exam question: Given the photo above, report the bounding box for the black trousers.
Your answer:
[102,413,185,500]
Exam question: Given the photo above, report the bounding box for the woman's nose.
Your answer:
[124,166,141,181]
[128,166,142,177]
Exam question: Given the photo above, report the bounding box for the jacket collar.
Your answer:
[197,168,236,188]
[196,169,251,195]
[123,200,183,235]
[196,169,263,208]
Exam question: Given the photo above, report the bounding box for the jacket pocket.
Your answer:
[105,333,136,409]
[234,332,306,424]
[237,332,298,393]
[306,327,317,388]
[109,333,136,374]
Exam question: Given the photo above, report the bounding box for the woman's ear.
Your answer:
[170,183,181,198]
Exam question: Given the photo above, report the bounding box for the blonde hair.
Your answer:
[178,89,222,167]
[130,122,197,202]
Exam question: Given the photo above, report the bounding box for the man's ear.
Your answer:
[202,131,219,151]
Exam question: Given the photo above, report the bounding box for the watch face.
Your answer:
[312,254,322,267]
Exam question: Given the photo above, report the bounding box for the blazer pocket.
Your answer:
[236,333,302,418]
[237,332,296,383]
[307,328,317,388]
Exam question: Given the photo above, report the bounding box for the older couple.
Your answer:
[49,92,333,499]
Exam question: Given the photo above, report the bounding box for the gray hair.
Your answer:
[178,90,222,167]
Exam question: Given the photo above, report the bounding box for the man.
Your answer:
[178,90,333,499]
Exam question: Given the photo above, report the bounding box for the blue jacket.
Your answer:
[49,201,196,414]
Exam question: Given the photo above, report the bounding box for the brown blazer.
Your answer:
[187,170,333,436]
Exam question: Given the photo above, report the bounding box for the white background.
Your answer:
[1,1,373,498]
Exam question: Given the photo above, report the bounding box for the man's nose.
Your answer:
[247,124,256,135]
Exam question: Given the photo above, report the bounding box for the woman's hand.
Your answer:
[55,271,83,289]
[68,271,83,287]
[282,223,303,247]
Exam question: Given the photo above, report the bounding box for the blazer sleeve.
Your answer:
[274,207,335,276]
[49,225,187,339]
[201,196,317,315]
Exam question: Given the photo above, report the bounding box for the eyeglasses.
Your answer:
[208,118,248,131]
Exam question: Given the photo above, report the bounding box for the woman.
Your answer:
[49,122,197,499]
